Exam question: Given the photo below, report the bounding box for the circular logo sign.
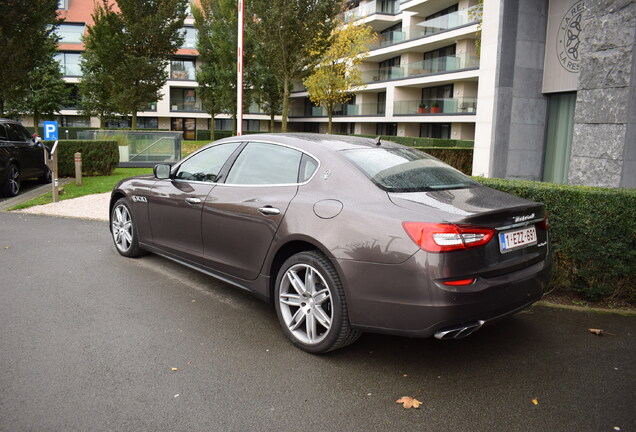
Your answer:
[556,0,584,73]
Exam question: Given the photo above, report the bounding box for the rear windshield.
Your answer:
[343,148,478,192]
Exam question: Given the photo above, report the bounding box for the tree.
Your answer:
[0,0,59,116]
[82,0,187,129]
[11,36,69,136]
[250,0,341,132]
[79,3,122,128]
[303,21,375,134]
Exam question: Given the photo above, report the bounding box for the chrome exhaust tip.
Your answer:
[434,320,485,340]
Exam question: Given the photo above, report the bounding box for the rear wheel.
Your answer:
[111,198,144,257]
[1,164,20,197]
[274,251,360,353]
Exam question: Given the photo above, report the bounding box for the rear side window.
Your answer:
[0,125,7,140]
[343,148,478,192]
[225,142,303,185]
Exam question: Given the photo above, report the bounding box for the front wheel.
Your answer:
[110,198,144,257]
[1,164,20,197]
[274,251,360,353]
[39,166,52,184]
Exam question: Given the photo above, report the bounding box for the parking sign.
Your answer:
[43,121,59,140]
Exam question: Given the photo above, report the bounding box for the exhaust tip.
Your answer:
[434,320,485,340]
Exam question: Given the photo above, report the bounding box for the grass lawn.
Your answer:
[10,167,153,210]
[182,140,210,157]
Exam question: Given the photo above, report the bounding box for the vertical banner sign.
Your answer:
[542,0,584,93]
[237,0,244,135]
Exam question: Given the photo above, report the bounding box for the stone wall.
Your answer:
[569,0,636,187]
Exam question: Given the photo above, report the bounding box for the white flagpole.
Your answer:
[237,0,244,136]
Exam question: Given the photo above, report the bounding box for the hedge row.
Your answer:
[43,140,119,176]
[418,147,473,174]
[478,177,636,303]
[357,134,474,148]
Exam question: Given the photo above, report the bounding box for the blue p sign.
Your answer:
[43,121,59,140]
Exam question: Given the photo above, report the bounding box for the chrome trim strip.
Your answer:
[495,218,544,231]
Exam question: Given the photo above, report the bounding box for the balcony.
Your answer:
[170,100,203,112]
[289,102,383,117]
[344,0,401,23]
[361,53,479,83]
[418,6,480,36]
[393,97,477,115]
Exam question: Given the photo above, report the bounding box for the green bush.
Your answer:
[418,147,473,174]
[43,140,119,176]
[477,177,636,303]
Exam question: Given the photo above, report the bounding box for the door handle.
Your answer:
[186,197,202,205]
[258,206,280,216]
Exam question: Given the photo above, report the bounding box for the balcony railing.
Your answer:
[344,0,401,23]
[361,54,479,83]
[170,100,203,112]
[418,6,480,36]
[289,102,383,117]
[393,97,477,115]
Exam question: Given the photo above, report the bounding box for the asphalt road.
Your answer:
[0,212,634,432]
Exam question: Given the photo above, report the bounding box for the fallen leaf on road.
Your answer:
[531,398,539,406]
[396,396,422,409]
[589,328,616,336]
[171,367,178,371]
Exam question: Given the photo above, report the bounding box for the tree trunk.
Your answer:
[0,100,4,117]
[232,115,237,136]
[281,77,289,132]
[33,112,40,137]
[327,106,333,134]
[131,111,137,130]
[210,114,216,141]
[99,115,106,129]
[270,112,275,132]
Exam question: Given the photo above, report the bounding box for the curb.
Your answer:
[536,301,636,316]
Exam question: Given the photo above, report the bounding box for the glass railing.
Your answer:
[362,54,478,83]
[393,97,477,115]
[418,6,480,35]
[344,0,401,23]
[289,102,383,117]
[369,30,407,49]
[170,100,203,112]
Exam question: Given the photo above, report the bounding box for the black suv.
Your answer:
[0,118,51,197]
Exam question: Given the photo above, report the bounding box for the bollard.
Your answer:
[74,152,82,186]
[52,150,59,203]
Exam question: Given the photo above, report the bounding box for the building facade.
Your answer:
[28,0,636,187]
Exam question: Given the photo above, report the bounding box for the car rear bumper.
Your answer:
[338,253,552,338]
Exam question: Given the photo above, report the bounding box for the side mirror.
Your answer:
[154,164,172,179]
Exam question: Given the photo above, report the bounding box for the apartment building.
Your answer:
[288,0,481,141]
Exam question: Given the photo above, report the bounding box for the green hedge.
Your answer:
[478,177,636,303]
[43,140,119,176]
[356,134,474,148]
[418,147,473,174]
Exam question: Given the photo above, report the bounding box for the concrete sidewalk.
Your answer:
[12,192,110,221]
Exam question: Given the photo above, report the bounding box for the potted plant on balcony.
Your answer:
[430,101,441,113]
[418,102,428,114]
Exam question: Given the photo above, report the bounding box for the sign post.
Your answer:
[43,121,60,203]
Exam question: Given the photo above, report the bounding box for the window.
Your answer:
[420,123,451,139]
[376,123,397,136]
[378,56,401,80]
[175,142,241,183]
[60,116,90,127]
[5,123,33,142]
[543,92,576,184]
[181,27,197,49]
[421,84,453,113]
[58,0,67,10]
[377,92,386,115]
[424,45,457,73]
[0,125,7,140]
[55,52,81,76]
[171,59,196,80]
[226,142,303,185]
[214,119,233,130]
[299,154,319,183]
[170,88,201,111]
[137,117,159,129]
[343,148,477,192]
[58,24,85,44]
[242,119,261,132]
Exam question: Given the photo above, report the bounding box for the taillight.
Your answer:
[538,211,549,230]
[402,222,495,253]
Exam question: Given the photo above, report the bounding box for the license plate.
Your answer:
[499,226,537,253]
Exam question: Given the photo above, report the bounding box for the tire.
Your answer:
[110,198,145,258]
[1,164,20,197]
[39,166,52,184]
[274,251,360,353]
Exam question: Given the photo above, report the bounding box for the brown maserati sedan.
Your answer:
[110,133,552,353]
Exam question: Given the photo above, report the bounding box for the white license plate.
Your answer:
[499,226,537,253]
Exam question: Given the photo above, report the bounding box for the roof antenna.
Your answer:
[375,136,381,146]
